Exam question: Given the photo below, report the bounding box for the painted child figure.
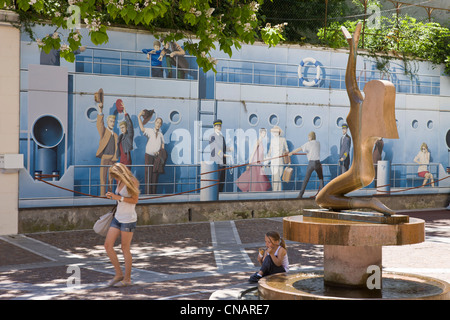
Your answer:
[142,40,163,78]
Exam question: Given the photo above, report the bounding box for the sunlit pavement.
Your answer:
[0,208,449,300]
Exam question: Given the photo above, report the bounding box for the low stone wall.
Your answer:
[18,193,449,233]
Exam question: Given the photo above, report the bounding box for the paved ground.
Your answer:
[0,208,449,300]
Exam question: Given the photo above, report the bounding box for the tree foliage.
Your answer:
[2,1,448,75]
[259,0,350,44]
[318,15,450,75]
[1,0,286,71]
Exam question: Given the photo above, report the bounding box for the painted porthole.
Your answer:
[336,117,344,128]
[249,113,259,126]
[313,116,322,128]
[269,114,279,126]
[169,110,181,124]
[86,106,98,122]
[294,115,303,127]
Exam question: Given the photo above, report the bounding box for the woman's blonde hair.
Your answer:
[108,163,140,197]
[266,231,286,250]
[420,142,428,151]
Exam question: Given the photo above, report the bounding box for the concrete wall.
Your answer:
[18,193,450,233]
[0,11,20,235]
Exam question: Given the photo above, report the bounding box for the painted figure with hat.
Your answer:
[267,125,289,191]
[339,123,351,174]
[95,89,118,196]
[209,119,231,192]
[116,99,134,166]
[138,109,165,194]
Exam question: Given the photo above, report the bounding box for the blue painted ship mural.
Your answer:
[18,25,450,208]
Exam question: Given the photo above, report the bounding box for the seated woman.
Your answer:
[414,142,435,187]
[249,231,289,283]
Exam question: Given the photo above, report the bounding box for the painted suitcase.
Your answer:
[282,167,293,182]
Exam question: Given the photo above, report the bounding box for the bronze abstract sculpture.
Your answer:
[315,23,399,216]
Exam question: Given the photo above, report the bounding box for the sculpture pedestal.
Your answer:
[299,209,410,287]
[324,244,381,287]
[283,209,423,288]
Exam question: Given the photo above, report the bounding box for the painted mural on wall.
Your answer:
[18,26,450,207]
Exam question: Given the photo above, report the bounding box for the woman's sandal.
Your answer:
[106,276,124,287]
[114,280,132,287]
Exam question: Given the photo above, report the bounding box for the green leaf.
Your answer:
[90,30,109,45]
[143,10,154,25]
[60,51,75,63]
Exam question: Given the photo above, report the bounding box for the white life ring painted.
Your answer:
[298,57,321,87]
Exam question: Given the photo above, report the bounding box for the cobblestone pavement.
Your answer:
[0,208,449,300]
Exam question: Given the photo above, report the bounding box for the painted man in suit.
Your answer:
[339,123,351,174]
[209,119,227,192]
[117,105,134,166]
[96,102,118,196]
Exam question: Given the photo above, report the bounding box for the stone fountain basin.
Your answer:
[258,271,450,300]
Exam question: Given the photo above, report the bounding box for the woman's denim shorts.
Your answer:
[110,217,137,233]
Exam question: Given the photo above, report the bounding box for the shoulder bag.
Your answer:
[93,206,117,236]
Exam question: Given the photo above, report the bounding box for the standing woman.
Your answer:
[105,163,140,287]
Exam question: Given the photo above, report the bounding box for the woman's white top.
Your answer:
[274,246,289,272]
[414,151,430,173]
[115,184,137,223]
